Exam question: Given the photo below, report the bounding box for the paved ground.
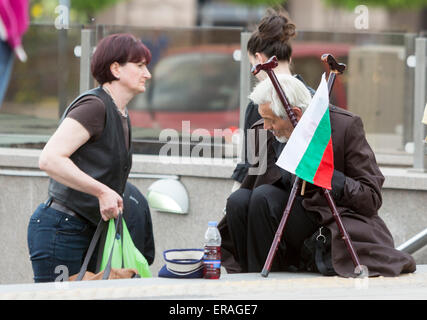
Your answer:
[0,265,426,300]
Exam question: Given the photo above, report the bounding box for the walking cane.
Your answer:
[252,55,365,278]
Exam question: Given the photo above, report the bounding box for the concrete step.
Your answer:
[1,265,426,300]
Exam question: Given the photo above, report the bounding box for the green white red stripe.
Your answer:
[276,73,334,190]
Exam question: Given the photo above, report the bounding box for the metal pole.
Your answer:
[413,37,427,171]
[237,32,252,163]
[80,29,95,94]
[403,34,416,147]
[58,29,68,117]
[397,227,427,254]
[57,0,70,117]
[239,32,251,130]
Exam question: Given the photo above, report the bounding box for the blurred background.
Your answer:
[2,0,427,286]
[1,0,427,161]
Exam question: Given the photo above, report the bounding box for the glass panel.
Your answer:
[0,24,241,156]
[0,24,82,148]
[290,31,414,156]
[1,25,417,162]
[98,25,242,156]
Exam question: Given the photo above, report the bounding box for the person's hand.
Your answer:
[98,187,123,221]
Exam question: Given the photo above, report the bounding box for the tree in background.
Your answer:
[229,0,427,30]
[71,0,125,22]
[229,0,427,9]
[324,0,427,10]
[324,0,427,31]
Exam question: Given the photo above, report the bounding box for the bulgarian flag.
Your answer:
[276,73,334,190]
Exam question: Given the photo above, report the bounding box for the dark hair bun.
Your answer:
[247,8,296,62]
[257,8,296,44]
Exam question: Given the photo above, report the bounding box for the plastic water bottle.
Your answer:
[203,221,221,279]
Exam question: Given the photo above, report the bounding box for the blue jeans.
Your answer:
[0,41,14,107]
[27,202,97,283]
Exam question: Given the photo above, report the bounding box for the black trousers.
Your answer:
[226,184,320,273]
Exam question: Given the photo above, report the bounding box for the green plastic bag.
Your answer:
[100,214,152,278]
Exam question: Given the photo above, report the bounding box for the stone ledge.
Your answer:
[131,154,236,178]
[1,147,427,190]
[0,148,40,169]
[0,265,426,300]
[0,148,237,179]
[380,167,427,191]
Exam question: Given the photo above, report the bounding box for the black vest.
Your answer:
[48,87,133,225]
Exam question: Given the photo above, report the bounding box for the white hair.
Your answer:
[248,74,311,118]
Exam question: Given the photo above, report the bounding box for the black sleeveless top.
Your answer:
[48,87,133,225]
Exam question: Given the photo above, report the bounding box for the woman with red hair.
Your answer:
[27,33,152,283]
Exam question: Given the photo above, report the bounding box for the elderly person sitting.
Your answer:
[222,74,416,277]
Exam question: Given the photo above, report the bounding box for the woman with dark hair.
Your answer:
[27,33,152,282]
[230,8,310,188]
[247,8,295,80]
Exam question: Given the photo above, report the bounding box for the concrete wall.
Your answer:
[1,148,427,284]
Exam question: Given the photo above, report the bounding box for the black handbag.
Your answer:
[300,226,337,276]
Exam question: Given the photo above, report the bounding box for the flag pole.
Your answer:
[253,55,364,278]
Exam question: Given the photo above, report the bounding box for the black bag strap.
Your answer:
[76,218,108,281]
[102,213,124,279]
[118,213,124,268]
[95,226,107,273]
[76,213,124,281]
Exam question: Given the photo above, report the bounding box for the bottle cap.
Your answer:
[208,221,217,227]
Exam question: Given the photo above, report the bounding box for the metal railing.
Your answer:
[397,227,427,254]
[79,29,95,94]
[413,37,427,171]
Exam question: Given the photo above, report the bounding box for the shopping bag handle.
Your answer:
[75,212,123,281]
[102,212,124,280]
[75,218,108,281]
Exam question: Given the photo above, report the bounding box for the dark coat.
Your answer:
[220,106,416,277]
[123,182,155,265]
